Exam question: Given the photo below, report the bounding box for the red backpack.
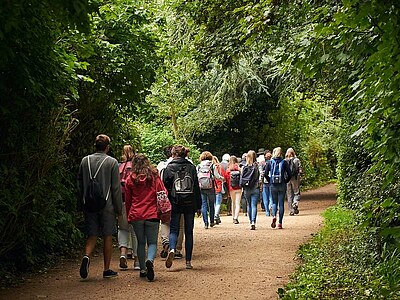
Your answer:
[119,161,132,201]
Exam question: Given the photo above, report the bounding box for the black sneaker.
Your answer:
[294,207,299,214]
[139,270,147,278]
[160,243,169,259]
[146,260,155,281]
[233,219,239,224]
[103,269,118,278]
[174,252,183,259]
[80,255,90,279]
[119,256,128,269]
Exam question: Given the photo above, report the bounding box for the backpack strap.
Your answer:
[87,155,111,201]
[91,156,109,179]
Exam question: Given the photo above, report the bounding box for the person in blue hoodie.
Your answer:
[264,147,292,229]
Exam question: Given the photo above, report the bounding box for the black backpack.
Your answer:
[239,164,259,188]
[288,158,299,179]
[171,165,194,206]
[84,156,109,213]
[230,170,240,188]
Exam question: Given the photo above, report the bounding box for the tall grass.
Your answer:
[279,206,400,299]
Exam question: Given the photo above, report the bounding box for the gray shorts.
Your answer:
[84,208,117,237]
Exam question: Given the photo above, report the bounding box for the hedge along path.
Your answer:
[0,184,337,300]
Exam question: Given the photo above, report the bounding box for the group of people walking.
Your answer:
[76,134,302,282]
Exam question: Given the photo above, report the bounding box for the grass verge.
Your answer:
[278,205,400,299]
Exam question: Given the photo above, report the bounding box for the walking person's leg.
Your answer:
[277,184,286,228]
[183,209,195,269]
[262,183,270,216]
[160,221,170,258]
[249,189,258,230]
[128,224,139,269]
[233,190,241,223]
[292,178,301,214]
[117,207,130,269]
[102,209,118,278]
[215,192,222,223]
[208,192,216,226]
[176,214,184,258]
[268,185,273,215]
[230,190,237,222]
[132,220,146,273]
[166,211,180,268]
[103,235,114,272]
[201,192,209,228]
[241,192,247,216]
[144,220,159,281]
[244,188,252,224]
[226,194,232,216]
[270,185,278,228]
[287,181,295,215]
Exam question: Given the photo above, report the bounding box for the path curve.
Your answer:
[0,184,337,300]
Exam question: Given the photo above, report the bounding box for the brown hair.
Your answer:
[131,154,158,185]
[121,144,135,162]
[199,151,213,161]
[95,134,110,151]
[172,145,187,158]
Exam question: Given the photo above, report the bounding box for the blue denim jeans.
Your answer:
[262,183,272,217]
[215,192,223,219]
[270,183,287,224]
[169,207,195,261]
[201,190,216,226]
[131,220,159,271]
[243,187,259,224]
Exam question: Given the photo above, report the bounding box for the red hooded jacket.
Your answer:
[125,173,159,222]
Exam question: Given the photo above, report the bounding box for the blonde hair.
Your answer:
[228,156,238,170]
[272,147,282,159]
[121,144,135,162]
[246,150,257,165]
[285,148,296,159]
[212,156,220,164]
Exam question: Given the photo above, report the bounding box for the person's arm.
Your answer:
[111,159,123,216]
[264,161,271,183]
[162,165,173,191]
[191,166,202,214]
[125,177,133,217]
[77,159,85,212]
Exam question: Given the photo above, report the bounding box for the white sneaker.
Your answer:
[166,250,175,268]
[133,257,140,270]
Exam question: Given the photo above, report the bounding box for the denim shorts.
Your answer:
[84,208,117,237]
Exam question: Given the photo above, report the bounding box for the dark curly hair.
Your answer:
[131,154,158,185]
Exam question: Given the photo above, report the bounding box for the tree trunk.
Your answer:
[171,106,179,140]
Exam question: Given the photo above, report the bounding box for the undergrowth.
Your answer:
[278,206,400,299]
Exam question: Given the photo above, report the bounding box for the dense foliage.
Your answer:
[280,206,400,299]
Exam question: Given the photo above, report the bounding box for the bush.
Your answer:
[279,206,400,299]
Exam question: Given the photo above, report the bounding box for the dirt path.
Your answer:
[0,184,337,300]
